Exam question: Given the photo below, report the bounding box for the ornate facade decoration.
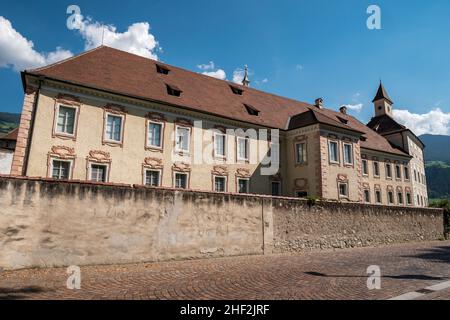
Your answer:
[87,150,111,163]
[212,165,228,176]
[236,168,251,178]
[143,157,163,169]
[172,162,191,172]
[49,146,76,159]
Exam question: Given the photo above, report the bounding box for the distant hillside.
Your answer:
[420,135,450,201]
[420,134,450,163]
[0,112,20,134]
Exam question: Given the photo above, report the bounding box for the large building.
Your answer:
[11,46,428,206]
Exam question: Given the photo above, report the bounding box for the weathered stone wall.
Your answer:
[0,177,265,270]
[272,199,444,253]
[0,176,445,270]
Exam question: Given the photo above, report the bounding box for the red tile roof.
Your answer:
[25,46,409,157]
[0,127,18,141]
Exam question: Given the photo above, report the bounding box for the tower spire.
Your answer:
[372,81,394,118]
[242,65,250,87]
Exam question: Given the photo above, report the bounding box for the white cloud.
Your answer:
[202,69,227,80]
[74,16,159,60]
[261,78,269,83]
[196,61,226,80]
[393,108,450,136]
[345,103,364,112]
[232,68,245,84]
[0,16,73,71]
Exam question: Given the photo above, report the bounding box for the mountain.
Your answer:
[420,134,450,163]
[420,134,450,201]
[0,112,20,134]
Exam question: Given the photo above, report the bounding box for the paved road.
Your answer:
[1,241,449,300]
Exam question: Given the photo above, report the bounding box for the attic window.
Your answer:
[360,136,367,142]
[230,85,244,95]
[337,116,348,125]
[156,64,170,75]
[166,84,182,97]
[244,104,260,116]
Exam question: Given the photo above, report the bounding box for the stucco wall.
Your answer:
[0,176,444,270]
[0,149,13,174]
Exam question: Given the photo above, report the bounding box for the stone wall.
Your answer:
[272,200,444,253]
[0,176,445,270]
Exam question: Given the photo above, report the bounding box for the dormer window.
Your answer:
[244,104,260,116]
[337,116,348,125]
[156,64,170,75]
[230,85,243,95]
[166,84,182,97]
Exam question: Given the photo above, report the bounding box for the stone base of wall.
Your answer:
[0,176,445,270]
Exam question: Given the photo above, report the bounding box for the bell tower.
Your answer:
[373,82,394,117]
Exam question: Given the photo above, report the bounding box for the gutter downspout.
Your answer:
[23,76,44,176]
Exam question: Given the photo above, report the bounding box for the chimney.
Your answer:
[315,98,324,109]
[339,106,347,114]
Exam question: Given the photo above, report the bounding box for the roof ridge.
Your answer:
[27,46,107,73]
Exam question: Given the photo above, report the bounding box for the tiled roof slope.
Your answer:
[0,127,18,141]
[367,114,406,134]
[25,46,408,157]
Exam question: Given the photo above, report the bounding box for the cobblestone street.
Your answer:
[1,241,449,300]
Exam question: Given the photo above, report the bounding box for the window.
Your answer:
[214,176,227,192]
[244,104,260,116]
[56,106,76,135]
[237,178,250,194]
[395,165,402,179]
[404,166,410,180]
[364,190,370,203]
[90,164,108,183]
[148,121,163,148]
[373,162,380,177]
[174,173,188,189]
[52,160,71,180]
[343,143,353,165]
[417,195,420,205]
[214,133,226,158]
[375,190,382,204]
[414,170,418,182]
[156,64,170,75]
[388,191,394,205]
[166,84,182,97]
[397,192,403,205]
[406,193,412,205]
[338,182,349,198]
[386,164,392,179]
[105,114,123,142]
[295,142,307,164]
[296,191,308,198]
[175,126,190,153]
[328,141,339,163]
[230,85,243,95]
[145,170,161,187]
[271,181,281,196]
[362,159,369,176]
[237,137,249,161]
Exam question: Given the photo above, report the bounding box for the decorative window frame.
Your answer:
[387,186,395,205]
[373,159,381,178]
[236,136,250,162]
[211,165,228,192]
[403,163,410,181]
[212,127,227,160]
[142,157,163,186]
[396,186,404,205]
[86,150,112,182]
[374,185,382,204]
[395,163,402,181]
[235,168,251,194]
[328,140,340,165]
[294,135,308,166]
[172,162,191,189]
[337,174,349,199]
[102,104,127,147]
[47,146,76,180]
[145,112,166,152]
[385,161,393,180]
[342,142,354,167]
[52,94,81,141]
[174,118,193,156]
[362,158,369,176]
[363,188,371,203]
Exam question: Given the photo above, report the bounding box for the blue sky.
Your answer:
[1,0,450,134]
